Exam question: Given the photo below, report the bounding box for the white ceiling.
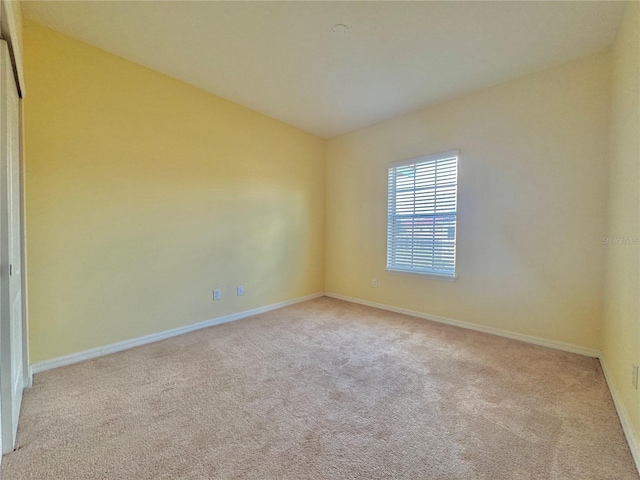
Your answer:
[23,1,627,138]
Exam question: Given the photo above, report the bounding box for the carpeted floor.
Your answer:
[1,297,638,479]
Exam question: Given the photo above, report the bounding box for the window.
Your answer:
[386,150,458,278]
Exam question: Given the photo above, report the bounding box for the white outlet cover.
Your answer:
[237,286,244,296]
[213,289,221,300]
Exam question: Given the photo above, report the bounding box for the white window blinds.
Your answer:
[387,150,458,277]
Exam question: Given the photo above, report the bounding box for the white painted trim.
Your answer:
[385,268,457,281]
[324,292,601,358]
[29,292,324,376]
[600,355,640,474]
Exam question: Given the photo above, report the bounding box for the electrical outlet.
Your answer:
[633,363,639,390]
[213,289,221,301]
[372,278,378,288]
[237,285,244,296]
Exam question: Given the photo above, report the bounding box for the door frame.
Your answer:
[0,37,27,456]
[18,93,28,390]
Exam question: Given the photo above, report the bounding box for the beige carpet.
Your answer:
[1,297,638,479]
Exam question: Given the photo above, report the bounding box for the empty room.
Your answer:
[0,0,638,478]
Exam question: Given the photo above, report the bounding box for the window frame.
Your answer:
[386,150,459,280]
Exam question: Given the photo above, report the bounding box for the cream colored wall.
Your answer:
[325,53,611,351]
[602,1,640,457]
[23,21,325,364]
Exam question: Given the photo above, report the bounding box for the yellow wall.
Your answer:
[325,53,611,351]
[23,21,325,363]
[603,1,640,457]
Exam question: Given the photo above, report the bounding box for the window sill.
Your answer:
[385,268,457,282]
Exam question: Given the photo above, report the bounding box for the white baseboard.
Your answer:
[600,355,640,474]
[324,292,600,357]
[29,292,324,377]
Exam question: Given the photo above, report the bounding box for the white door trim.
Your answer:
[0,38,25,455]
